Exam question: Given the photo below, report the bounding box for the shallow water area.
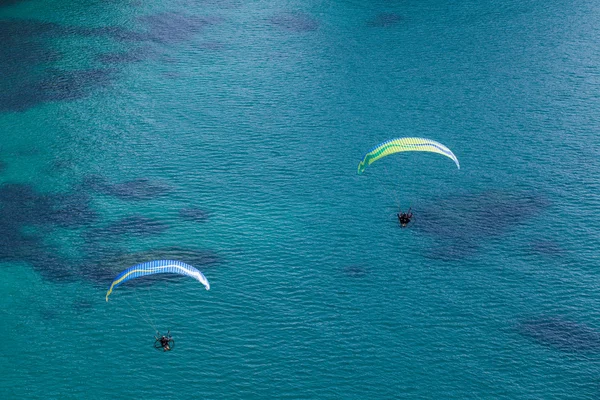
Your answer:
[2,0,600,398]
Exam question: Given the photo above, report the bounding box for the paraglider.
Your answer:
[105,260,210,352]
[357,137,459,227]
[397,208,413,227]
[357,137,460,175]
[154,331,174,352]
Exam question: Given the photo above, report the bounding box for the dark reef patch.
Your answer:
[80,174,110,191]
[0,12,214,112]
[82,175,171,200]
[84,215,169,241]
[28,250,80,282]
[137,12,218,44]
[416,190,549,260]
[0,183,98,281]
[75,12,217,45]
[180,0,240,9]
[528,239,563,257]
[0,20,65,41]
[8,147,42,157]
[50,158,76,171]
[39,307,59,321]
[342,264,369,278]
[269,12,319,32]
[199,41,224,50]
[0,183,97,230]
[0,63,115,112]
[367,13,402,27]
[179,207,209,223]
[0,0,24,7]
[72,298,95,313]
[31,68,114,102]
[80,25,148,42]
[518,316,600,352]
[47,192,98,228]
[161,71,185,79]
[0,20,118,112]
[96,47,153,64]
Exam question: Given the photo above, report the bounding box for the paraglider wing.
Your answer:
[357,137,460,174]
[105,260,210,301]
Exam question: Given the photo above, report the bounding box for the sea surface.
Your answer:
[1,0,600,398]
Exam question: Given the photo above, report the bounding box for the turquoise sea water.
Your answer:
[2,0,600,398]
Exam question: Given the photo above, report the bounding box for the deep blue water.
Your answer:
[2,0,600,398]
